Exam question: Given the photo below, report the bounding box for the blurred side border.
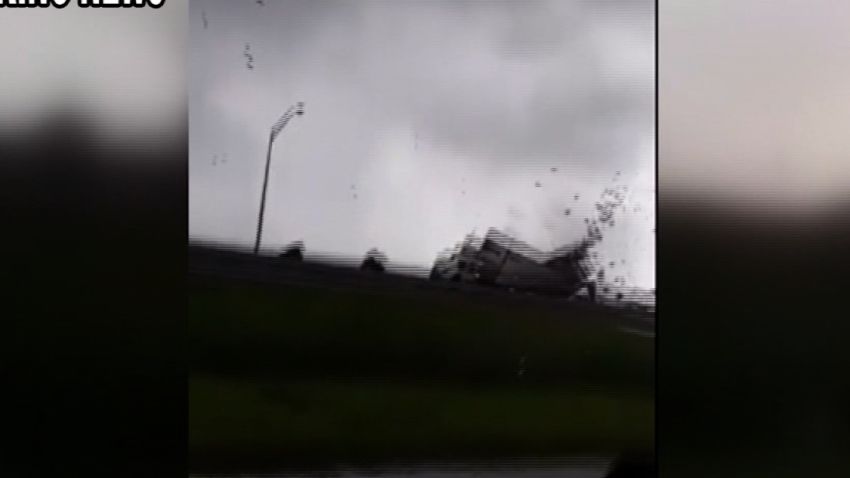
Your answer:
[2,87,188,477]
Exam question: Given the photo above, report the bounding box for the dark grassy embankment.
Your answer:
[189,270,654,471]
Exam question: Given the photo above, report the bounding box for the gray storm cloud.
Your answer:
[190,0,655,288]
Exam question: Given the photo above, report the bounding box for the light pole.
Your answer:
[254,101,305,255]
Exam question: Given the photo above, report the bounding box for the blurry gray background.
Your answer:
[661,0,850,208]
[188,0,656,289]
[0,0,186,144]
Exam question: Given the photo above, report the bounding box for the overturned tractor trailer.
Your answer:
[430,228,593,299]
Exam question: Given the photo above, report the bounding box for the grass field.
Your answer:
[191,377,652,468]
[189,275,654,470]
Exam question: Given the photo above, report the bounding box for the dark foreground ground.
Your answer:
[189,246,654,473]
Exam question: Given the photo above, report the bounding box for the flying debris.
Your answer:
[256,0,265,5]
[550,167,558,173]
[243,43,254,70]
[587,221,603,242]
[428,181,646,306]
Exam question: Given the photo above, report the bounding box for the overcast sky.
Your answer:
[189,0,655,288]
